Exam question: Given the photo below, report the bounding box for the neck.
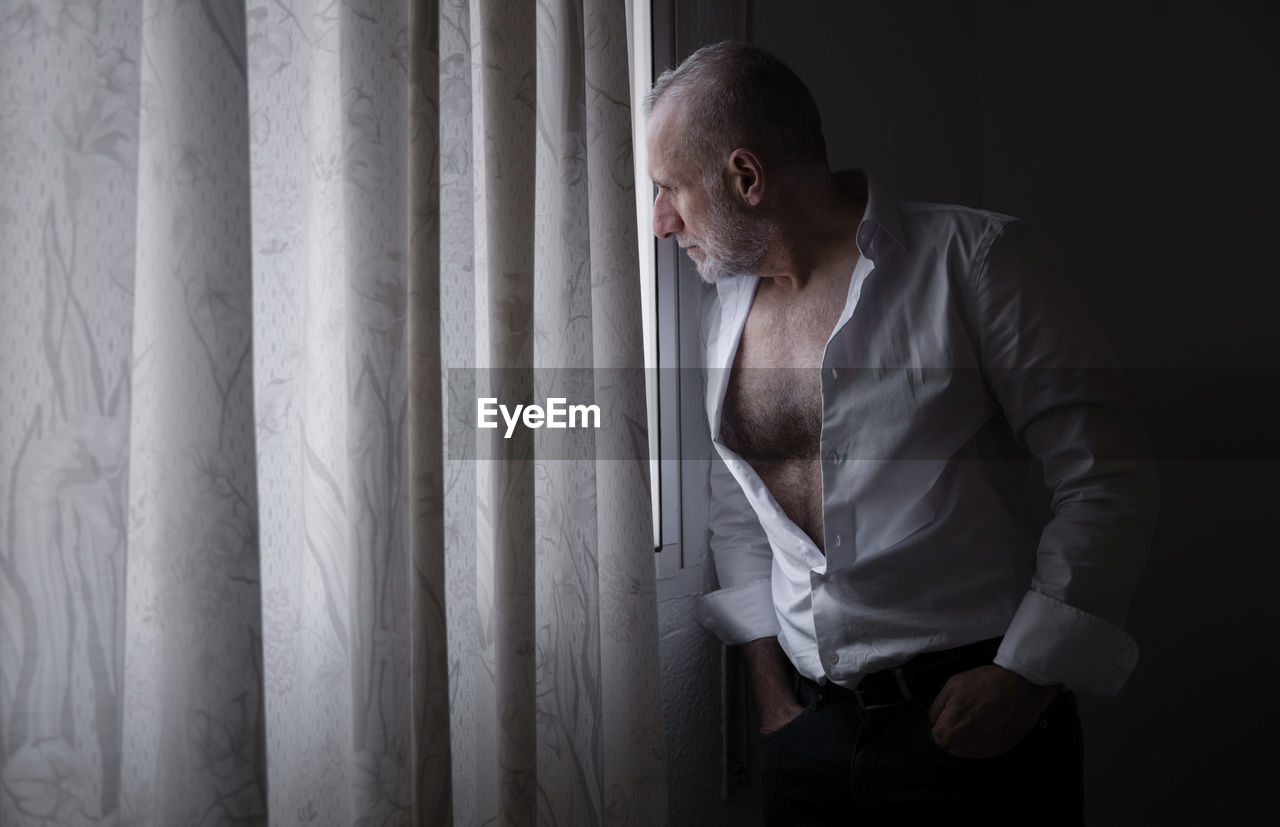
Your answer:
[754,171,866,292]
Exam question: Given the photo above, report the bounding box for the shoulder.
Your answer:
[896,200,1020,260]
[884,201,1062,294]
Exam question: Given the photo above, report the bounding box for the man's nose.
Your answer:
[652,189,683,239]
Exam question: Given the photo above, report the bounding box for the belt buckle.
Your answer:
[854,667,914,711]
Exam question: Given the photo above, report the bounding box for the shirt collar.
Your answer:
[845,169,906,262]
[713,170,905,307]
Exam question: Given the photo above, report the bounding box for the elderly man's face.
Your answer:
[645,100,766,283]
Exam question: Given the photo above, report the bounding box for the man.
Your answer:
[645,42,1158,824]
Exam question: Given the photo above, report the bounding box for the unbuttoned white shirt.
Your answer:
[696,175,1158,695]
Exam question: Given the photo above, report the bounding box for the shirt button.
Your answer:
[829,451,841,465]
[828,652,840,665]
[830,368,838,379]
[835,534,842,547]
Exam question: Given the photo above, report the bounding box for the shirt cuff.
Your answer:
[994,589,1139,695]
[697,578,781,645]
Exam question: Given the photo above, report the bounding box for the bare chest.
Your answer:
[720,283,849,551]
[720,285,846,460]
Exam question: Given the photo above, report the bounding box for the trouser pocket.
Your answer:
[760,697,861,825]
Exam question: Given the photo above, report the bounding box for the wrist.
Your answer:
[758,696,805,734]
[997,663,1061,694]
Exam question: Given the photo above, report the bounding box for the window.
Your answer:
[637,0,751,597]
[634,0,712,598]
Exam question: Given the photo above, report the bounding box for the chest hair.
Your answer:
[720,278,850,551]
[721,281,846,461]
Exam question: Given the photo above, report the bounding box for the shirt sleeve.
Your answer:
[963,219,1160,695]
[696,451,781,645]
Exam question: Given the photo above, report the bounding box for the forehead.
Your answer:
[645,98,690,180]
[646,95,683,140]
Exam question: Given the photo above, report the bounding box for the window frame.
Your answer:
[644,0,713,598]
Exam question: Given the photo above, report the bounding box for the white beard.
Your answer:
[682,179,773,283]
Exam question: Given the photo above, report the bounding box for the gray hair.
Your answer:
[645,41,828,173]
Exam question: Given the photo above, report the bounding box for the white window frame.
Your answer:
[634,0,717,599]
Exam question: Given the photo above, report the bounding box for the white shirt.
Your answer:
[696,175,1158,695]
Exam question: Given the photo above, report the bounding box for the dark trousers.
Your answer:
[760,671,1084,826]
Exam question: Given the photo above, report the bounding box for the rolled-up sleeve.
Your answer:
[967,219,1160,694]
[697,452,780,645]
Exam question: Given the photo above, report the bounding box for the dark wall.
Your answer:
[754,0,1280,371]
[667,0,1279,822]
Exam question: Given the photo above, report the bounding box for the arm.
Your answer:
[966,220,1159,694]
[742,637,805,734]
[698,453,797,732]
[933,219,1158,755]
[696,451,781,645]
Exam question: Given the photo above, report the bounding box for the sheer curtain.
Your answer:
[0,0,666,823]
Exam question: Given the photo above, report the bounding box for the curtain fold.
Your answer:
[1,3,141,819]
[406,0,451,821]
[248,0,415,821]
[125,0,265,820]
[0,0,666,824]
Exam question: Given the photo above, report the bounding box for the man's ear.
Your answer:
[727,149,765,206]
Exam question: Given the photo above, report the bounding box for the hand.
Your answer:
[928,664,1059,758]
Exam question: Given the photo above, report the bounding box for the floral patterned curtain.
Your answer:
[0,0,666,824]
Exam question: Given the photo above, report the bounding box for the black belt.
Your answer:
[802,637,1003,711]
